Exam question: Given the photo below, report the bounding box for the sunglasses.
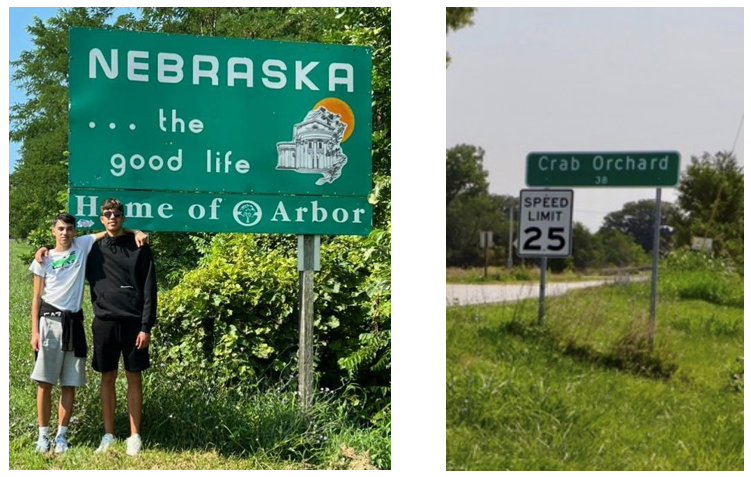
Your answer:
[102,211,123,219]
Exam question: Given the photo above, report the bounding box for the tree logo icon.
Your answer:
[232,200,262,227]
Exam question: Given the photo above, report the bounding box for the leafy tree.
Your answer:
[327,7,391,228]
[446,7,476,66]
[597,229,650,268]
[548,221,602,272]
[676,151,743,264]
[447,193,505,267]
[10,8,114,238]
[446,144,488,206]
[600,199,679,254]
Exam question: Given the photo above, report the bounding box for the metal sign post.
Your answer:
[518,189,574,325]
[539,257,547,324]
[297,235,320,408]
[649,189,662,347]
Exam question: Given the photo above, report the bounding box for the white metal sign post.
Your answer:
[518,189,574,323]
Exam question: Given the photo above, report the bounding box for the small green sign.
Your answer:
[526,151,680,187]
[68,27,372,197]
[69,189,372,235]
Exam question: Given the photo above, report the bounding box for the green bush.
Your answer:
[156,228,391,421]
[660,249,743,308]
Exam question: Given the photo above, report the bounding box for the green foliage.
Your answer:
[571,222,598,269]
[446,144,489,206]
[597,229,650,268]
[660,249,743,308]
[675,151,743,267]
[326,7,391,228]
[600,199,679,253]
[337,226,391,419]
[10,8,117,238]
[446,193,506,267]
[147,232,212,289]
[157,230,390,421]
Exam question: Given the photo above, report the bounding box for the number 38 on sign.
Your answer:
[518,189,574,258]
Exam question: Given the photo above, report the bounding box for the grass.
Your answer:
[446,271,743,470]
[9,240,389,470]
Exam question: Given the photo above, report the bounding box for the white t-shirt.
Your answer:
[29,234,96,312]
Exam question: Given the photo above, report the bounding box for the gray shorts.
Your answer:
[30,315,86,387]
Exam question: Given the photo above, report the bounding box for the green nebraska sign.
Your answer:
[526,151,681,187]
[68,27,372,197]
[69,189,371,235]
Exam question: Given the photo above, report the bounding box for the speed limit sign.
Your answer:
[518,189,574,257]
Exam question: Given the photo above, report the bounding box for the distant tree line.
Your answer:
[447,145,744,272]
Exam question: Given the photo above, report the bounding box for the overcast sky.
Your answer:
[446,7,744,232]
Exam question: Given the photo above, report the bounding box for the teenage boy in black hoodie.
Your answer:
[87,198,157,456]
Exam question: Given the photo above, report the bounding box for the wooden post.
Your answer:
[297,235,317,408]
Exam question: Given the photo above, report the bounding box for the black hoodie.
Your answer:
[86,233,157,333]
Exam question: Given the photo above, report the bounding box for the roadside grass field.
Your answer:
[446,272,743,470]
[9,240,388,470]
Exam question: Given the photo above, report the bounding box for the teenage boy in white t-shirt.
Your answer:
[29,213,146,454]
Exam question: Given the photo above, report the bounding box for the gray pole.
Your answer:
[649,188,662,347]
[298,235,316,408]
[484,234,489,279]
[539,257,547,324]
[507,205,514,270]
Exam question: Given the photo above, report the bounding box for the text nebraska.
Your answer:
[88,48,354,92]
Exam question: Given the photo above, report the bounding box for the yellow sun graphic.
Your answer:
[314,97,354,142]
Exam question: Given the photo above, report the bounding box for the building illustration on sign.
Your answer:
[276,106,348,185]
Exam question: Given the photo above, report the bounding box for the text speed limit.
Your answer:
[517,189,574,257]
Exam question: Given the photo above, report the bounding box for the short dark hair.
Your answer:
[101,198,124,214]
[53,213,76,228]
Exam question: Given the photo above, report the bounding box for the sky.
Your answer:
[446,7,744,232]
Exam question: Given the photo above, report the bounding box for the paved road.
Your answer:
[446,277,645,306]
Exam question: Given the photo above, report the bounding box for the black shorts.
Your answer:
[92,316,150,373]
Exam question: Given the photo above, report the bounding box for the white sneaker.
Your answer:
[94,433,115,454]
[35,434,50,454]
[126,434,142,456]
[53,434,69,454]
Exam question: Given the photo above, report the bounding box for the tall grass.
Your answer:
[9,240,389,470]
[447,260,743,470]
[660,249,743,308]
